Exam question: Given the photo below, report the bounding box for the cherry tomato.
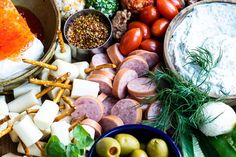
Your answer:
[156,0,178,20]
[151,18,170,37]
[169,0,183,9]
[119,28,143,55]
[128,21,151,40]
[140,39,163,52]
[139,6,160,25]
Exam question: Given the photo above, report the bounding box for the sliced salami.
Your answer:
[99,115,124,133]
[102,96,119,116]
[81,118,102,137]
[107,43,125,65]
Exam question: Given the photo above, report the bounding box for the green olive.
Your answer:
[115,134,140,155]
[147,138,169,157]
[130,149,148,157]
[96,137,121,157]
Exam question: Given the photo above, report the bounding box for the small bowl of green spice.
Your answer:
[64,9,112,60]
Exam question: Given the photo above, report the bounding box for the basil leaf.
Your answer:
[72,125,94,149]
[45,135,66,157]
[66,144,84,157]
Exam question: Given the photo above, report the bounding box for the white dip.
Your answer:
[168,3,236,97]
[0,37,44,81]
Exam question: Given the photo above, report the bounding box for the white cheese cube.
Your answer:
[17,141,45,157]
[34,100,59,130]
[9,130,19,143]
[54,43,72,63]
[51,121,70,146]
[40,68,50,80]
[50,59,79,80]
[0,96,9,115]
[8,90,39,113]
[71,79,99,98]
[13,83,41,98]
[2,153,22,157]
[73,61,89,79]
[13,115,43,147]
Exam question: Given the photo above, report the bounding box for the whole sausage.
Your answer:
[113,68,138,99]
[145,101,161,120]
[99,115,124,133]
[119,55,149,77]
[90,69,115,80]
[81,118,102,137]
[127,77,157,97]
[111,98,142,124]
[87,74,113,95]
[107,43,125,66]
[102,96,119,116]
[72,96,104,122]
[128,50,160,68]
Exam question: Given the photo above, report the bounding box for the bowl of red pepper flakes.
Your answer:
[64,9,112,61]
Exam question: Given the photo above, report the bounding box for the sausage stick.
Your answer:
[54,108,74,122]
[68,115,86,132]
[84,63,116,74]
[57,30,65,53]
[35,73,70,99]
[23,59,58,71]
[30,79,72,89]
[62,95,75,109]
[0,125,13,138]
[20,139,30,157]
[0,115,10,125]
[53,79,70,103]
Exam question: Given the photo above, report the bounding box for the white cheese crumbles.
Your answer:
[55,0,85,20]
[168,3,236,97]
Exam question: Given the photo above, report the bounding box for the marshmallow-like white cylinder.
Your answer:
[8,90,39,113]
[40,68,50,80]
[0,96,9,115]
[13,83,41,98]
[13,115,43,147]
[73,61,89,79]
[9,130,19,143]
[54,43,72,63]
[82,125,95,140]
[17,141,45,157]
[71,79,99,98]
[2,153,22,157]
[50,59,79,80]
[34,100,59,130]
[51,121,70,146]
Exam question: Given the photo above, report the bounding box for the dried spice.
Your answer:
[67,13,109,49]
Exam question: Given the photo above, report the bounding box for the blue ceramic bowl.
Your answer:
[88,124,182,157]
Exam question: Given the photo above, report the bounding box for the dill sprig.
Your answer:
[143,69,215,142]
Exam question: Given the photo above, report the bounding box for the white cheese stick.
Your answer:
[51,121,70,146]
[13,115,43,147]
[2,153,22,157]
[13,83,41,98]
[54,43,72,63]
[8,90,39,113]
[50,59,79,80]
[9,130,19,143]
[0,96,9,115]
[34,100,59,130]
[71,79,99,98]
[40,68,50,80]
[73,61,89,79]
[17,141,45,157]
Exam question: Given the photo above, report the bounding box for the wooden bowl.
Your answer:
[0,0,60,94]
[164,0,236,104]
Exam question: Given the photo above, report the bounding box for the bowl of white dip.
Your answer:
[0,0,60,93]
[164,0,236,103]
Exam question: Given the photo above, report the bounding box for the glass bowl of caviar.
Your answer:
[64,9,112,61]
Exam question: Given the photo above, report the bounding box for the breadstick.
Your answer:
[62,95,75,109]
[53,79,70,103]
[0,115,10,125]
[57,30,65,53]
[30,78,72,89]
[54,108,74,122]
[84,63,116,73]
[20,139,30,157]
[0,125,13,138]
[23,59,58,71]
[26,109,39,114]
[35,141,44,155]
[68,115,86,131]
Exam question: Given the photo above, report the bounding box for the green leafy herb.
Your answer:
[45,135,66,157]
[73,125,94,149]
[66,144,84,157]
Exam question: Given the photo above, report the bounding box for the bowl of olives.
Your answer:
[88,124,182,157]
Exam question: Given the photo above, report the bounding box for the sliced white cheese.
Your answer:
[73,61,89,79]
[54,43,72,63]
[13,83,41,98]
[51,121,71,146]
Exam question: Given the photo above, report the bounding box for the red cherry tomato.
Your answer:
[140,39,163,52]
[119,28,143,55]
[169,0,183,9]
[128,21,151,40]
[156,0,179,20]
[139,6,160,25]
[151,18,170,37]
